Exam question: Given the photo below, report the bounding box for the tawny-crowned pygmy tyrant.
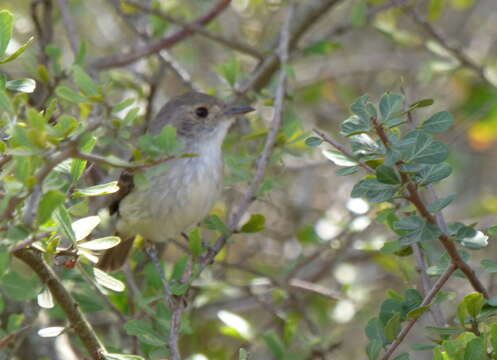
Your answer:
[97,92,254,271]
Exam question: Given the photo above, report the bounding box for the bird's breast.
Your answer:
[117,149,224,242]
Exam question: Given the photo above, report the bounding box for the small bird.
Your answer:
[97,92,254,271]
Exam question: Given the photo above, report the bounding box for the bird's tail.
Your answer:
[97,236,134,272]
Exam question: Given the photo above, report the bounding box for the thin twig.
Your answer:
[75,151,194,171]
[55,0,80,56]
[123,0,263,59]
[200,5,293,271]
[313,128,375,173]
[89,0,232,70]
[382,263,457,360]
[13,248,106,359]
[409,7,490,86]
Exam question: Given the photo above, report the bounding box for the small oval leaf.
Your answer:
[94,268,125,292]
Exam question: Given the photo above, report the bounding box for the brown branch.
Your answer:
[89,0,231,70]
[199,5,293,271]
[122,0,263,59]
[382,263,457,360]
[13,248,105,359]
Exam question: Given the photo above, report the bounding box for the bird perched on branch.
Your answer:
[97,92,254,271]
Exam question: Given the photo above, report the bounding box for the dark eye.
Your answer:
[195,107,209,118]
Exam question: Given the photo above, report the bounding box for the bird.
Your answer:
[97,92,254,271]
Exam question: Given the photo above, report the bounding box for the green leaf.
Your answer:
[365,317,386,344]
[37,190,66,225]
[71,135,96,182]
[379,93,404,122]
[486,225,497,237]
[481,259,497,273]
[340,115,372,136]
[170,255,188,283]
[157,124,178,154]
[427,193,456,212]
[188,227,202,258]
[112,98,135,113]
[203,215,230,235]
[463,337,485,360]
[53,206,76,243]
[217,56,241,87]
[490,323,497,353]
[124,320,166,346]
[463,292,485,318]
[0,36,33,64]
[405,98,434,112]
[123,107,140,125]
[7,313,24,332]
[410,342,437,351]
[93,268,125,292]
[351,178,399,203]
[336,165,360,176]
[0,88,13,114]
[457,229,488,250]
[350,95,373,122]
[240,214,265,233]
[262,330,285,359]
[407,305,430,319]
[415,163,452,185]
[6,78,36,93]
[393,215,441,245]
[304,136,323,147]
[422,111,454,133]
[0,10,13,58]
[376,165,400,184]
[55,85,88,103]
[426,326,463,336]
[303,40,340,55]
[322,150,357,166]
[77,236,121,251]
[396,130,448,164]
[0,271,40,300]
[72,65,100,97]
[393,354,410,360]
[74,181,120,197]
[366,339,382,360]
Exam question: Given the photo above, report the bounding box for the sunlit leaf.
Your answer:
[37,288,54,309]
[0,10,13,57]
[6,78,36,93]
[74,181,119,197]
[77,236,121,251]
[37,326,65,338]
[94,268,125,292]
[72,216,101,241]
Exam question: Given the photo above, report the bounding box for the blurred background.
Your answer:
[2,0,497,359]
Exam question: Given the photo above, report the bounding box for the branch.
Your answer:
[75,150,191,171]
[200,5,293,271]
[55,0,80,56]
[89,0,231,70]
[409,8,491,86]
[382,263,457,360]
[13,248,105,359]
[122,0,263,59]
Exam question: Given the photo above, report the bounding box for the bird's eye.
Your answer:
[195,107,209,118]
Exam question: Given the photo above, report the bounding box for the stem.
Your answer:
[382,263,457,360]
[13,248,105,359]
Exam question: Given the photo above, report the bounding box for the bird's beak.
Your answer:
[224,105,255,116]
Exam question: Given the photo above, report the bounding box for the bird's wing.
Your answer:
[109,169,134,215]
